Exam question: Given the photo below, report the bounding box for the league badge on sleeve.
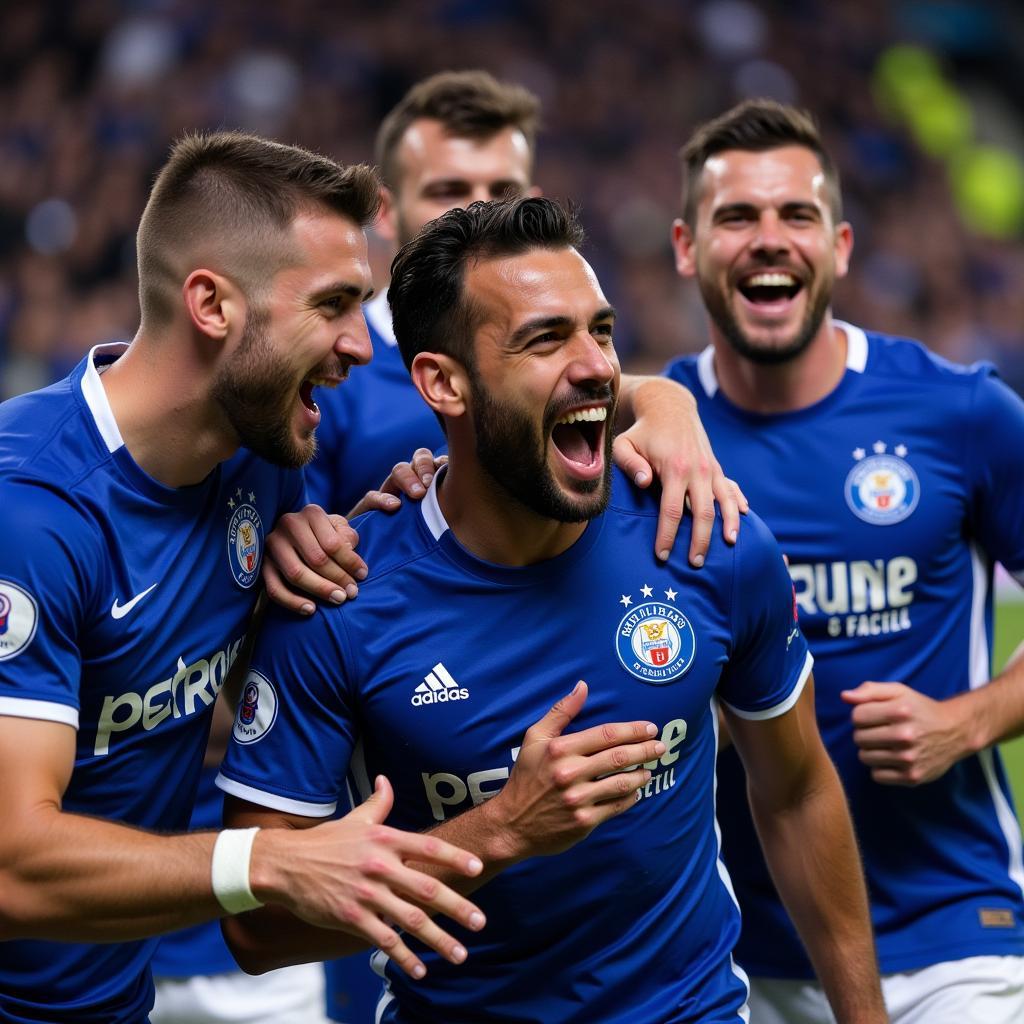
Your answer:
[0,579,39,661]
[844,441,919,525]
[233,669,278,744]
[226,488,264,589]
[615,585,696,684]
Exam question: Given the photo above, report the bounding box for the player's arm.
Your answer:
[842,635,1024,786]
[724,684,886,1024]
[0,716,483,969]
[615,373,747,566]
[221,681,663,974]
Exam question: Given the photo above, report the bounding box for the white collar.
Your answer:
[80,343,130,453]
[420,467,450,541]
[695,319,868,398]
[364,290,397,347]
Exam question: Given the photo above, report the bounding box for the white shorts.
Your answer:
[748,956,1024,1024]
[151,962,330,1024]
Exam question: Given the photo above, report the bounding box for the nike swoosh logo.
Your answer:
[111,583,158,620]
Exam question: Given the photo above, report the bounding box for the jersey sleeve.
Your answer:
[964,370,1024,582]
[0,479,102,727]
[716,512,813,720]
[217,601,357,818]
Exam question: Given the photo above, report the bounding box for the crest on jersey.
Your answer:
[233,669,278,744]
[0,580,38,661]
[615,586,695,684]
[227,492,264,589]
[844,442,919,526]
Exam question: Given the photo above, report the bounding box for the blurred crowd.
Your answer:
[1,0,1023,399]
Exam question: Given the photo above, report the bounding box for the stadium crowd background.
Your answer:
[0,0,1023,402]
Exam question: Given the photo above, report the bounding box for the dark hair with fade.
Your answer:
[388,196,584,378]
[375,70,541,191]
[137,130,381,327]
[680,99,842,226]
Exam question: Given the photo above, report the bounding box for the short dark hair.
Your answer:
[680,99,842,225]
[137,131,381,327]
[388,196,584,375]
[375,70,541,191]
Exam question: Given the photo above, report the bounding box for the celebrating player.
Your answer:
[666,99,1024,1022]
[0,131,488,1024]
[307,70,744,570]
[217,197,886,1024]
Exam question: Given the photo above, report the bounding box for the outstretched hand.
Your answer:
[348,449,447,518]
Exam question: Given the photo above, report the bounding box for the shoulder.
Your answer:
[861,329,994,390]
[662,351,704,390]
[348,498,442,584]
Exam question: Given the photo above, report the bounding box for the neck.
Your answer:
[99,329,241,488]
[711,315,848,414]
[436,450,589,567]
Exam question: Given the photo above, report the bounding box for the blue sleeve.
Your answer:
[0,479,101,726]
[716,513,813,719]
[964,371,1024,579]
[217,602,358,817]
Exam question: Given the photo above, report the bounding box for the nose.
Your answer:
[468,185,494,206]
[751,211,789,259]
[337,309,373,367]
[567,330,616,388]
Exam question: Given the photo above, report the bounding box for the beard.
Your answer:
[698,264,834,366]
[212,307,315,469]
[469,368,615,524]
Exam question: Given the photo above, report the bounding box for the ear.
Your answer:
[671,219,697,279]
[182,269,244,343]
[375,186,400,245]
[833,221,854,281]
[410,351,468,421]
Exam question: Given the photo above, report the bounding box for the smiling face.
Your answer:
[213,209,373,467]
[674,145,852,364]
[381,119,536,246]
[463,246,620,522]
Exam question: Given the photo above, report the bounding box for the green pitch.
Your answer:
[998,600,1024,819]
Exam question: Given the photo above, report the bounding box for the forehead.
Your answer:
[396,119,532,185]
[467,247,607,331]
[697,145,829,211]
[275,210,371,290]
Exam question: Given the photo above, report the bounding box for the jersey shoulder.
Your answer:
[861,330,997,390]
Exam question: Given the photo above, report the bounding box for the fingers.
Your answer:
[526,681,589,740]
[350,775,394,825]
[261,558,316,616]
[410,448,441,488]
[714,471,744,545]
[840,681,904,704]
[850,724,915,750]
[611,435,654,488]
[551,718,659,758]
[683,474,716,568]
[348,490,401,518]
[654,478,687,565]
[381,460,428,501]
[563,768,652,824]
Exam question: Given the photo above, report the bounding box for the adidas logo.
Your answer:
[412,663,469,707]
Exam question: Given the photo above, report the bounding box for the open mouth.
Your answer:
[299,373,343,414]
[550,405,608,470]
[737,271,802,305]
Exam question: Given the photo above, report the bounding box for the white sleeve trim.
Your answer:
[0,695,79,728]
[721,651,814,721]
[215,773,337,818]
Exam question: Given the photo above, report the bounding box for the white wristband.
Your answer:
[211,827,264,915]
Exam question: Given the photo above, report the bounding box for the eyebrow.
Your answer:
[311,281,374,304]
[712,200,821,220]
[508,305,616,346]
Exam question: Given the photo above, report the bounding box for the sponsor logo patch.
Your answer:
[233,669,278,744]
[845,442,919,526]
[0,580,38,661]
[979,908,1016,928]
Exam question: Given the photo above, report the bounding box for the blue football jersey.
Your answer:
[305,292,445,515]
[0,345,303,1023]
[219,466,811,1024]
[665,321,1024,978]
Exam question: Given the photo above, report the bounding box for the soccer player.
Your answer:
[0,131,488,1024]
[217,197,886,1024]
[665,99,1024,1022]
[307,70,743,570]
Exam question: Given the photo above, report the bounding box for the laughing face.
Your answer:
[673,145,852,364]
[213,210,373,467]
[464,246,619,523]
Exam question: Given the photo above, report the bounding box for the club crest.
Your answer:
[844,442,919,526]
[615,586,695,684]
[226,489,264,589]
[0,580,37,661]
[233,669,278,744]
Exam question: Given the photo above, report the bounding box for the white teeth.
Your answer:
[746,272,796,287]
[555,406,608,426]
[305,376,338,388]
